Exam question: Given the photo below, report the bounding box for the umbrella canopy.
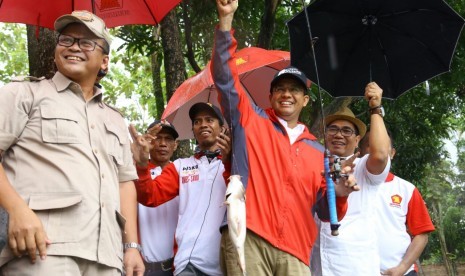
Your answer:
[162,46,291,140]
[287,0,465,99]
[0,0,181,28]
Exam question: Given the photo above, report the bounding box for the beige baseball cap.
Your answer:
[54,10,112,47]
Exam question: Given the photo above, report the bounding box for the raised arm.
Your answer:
[365,82,390,175]
[216,0,238,31]
[129,124,180,207]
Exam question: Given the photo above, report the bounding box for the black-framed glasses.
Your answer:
[326,125,357,137]
[57,34,106,52]
[272,85,305,94]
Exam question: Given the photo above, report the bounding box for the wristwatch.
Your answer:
[124,242,142,252]
[369,105,385,117]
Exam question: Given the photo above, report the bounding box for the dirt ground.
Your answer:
[420,263,465,276]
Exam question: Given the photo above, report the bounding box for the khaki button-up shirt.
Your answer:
[0,72,137,269]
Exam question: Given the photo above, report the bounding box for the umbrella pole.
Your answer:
[299,0,340,236]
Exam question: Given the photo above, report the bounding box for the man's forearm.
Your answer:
[0,164,27,212]
[219,14,233,31]
[217,0,237,31]
[119,181,139,244]
[398,234,429,273]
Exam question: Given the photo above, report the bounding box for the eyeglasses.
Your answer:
[57,34,107,52]
[272,85,305,94]
[326,126,357,137]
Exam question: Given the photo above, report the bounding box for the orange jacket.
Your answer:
[211,28,348,265]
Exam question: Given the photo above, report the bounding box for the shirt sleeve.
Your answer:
[222,161,231,185]
[135,162,180,207]
[118,140,138,182]
[355,154,391,186]
[0,82,34,151]
[407,187,435,236]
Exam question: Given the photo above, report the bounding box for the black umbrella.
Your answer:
[287,0,465,99]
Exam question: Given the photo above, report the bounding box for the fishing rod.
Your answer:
[299,0,341,236]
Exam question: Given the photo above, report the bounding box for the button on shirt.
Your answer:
[0,72,137,269]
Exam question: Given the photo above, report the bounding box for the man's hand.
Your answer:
[381,264,408,276]
[217,127,231,164]
[335,153,360,197]
[123,248,144,276]
[216,0,238,31]
[8,204,51,263]
[129,124,156,167]
[216,0,238,17]
[365,82,383,108]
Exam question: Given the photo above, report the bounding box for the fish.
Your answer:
[224,174,247,275]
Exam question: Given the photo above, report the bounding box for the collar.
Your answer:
[52,72,103,102]
[194,146,222,162]
[265,108,317,141]
[277,117,305,132]
[385,172,395,182]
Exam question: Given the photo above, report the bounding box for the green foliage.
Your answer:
[100,38,155,130]
[0,23,28,84]
[444,206,465,258]
[272,0,304,50]
[117,25,160,56]
[421,156,465,264]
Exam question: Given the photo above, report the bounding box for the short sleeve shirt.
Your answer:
[0,72,137,269]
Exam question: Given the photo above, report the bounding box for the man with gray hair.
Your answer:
[0,10,143,275]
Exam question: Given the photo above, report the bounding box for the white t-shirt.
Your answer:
[376,174,434,274]
[316,155,391,276]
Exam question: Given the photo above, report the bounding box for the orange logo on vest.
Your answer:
[390,194,402,207]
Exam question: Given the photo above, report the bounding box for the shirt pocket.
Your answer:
[40,106,80,144]
[28,192,83,243]
[104,121,127,166]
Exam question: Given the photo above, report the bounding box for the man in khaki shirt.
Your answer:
[0,11,144,275]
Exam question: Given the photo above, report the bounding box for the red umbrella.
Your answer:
[162,46,293,140]
[0,0,181,28]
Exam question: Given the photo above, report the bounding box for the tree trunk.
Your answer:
[432,201,457,276]
[26,26,56,78]
[257,0,281,49]
[160,9,187,101]
[160,9,191,158]
[151,47,165,119]
[182,0,201,73]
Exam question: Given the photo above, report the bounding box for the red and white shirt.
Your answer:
[376,173,435,274]
[138,163,179,262]
[135,156,227,276]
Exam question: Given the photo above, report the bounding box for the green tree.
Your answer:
[0,23,28,84]
[423,159,462,275]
